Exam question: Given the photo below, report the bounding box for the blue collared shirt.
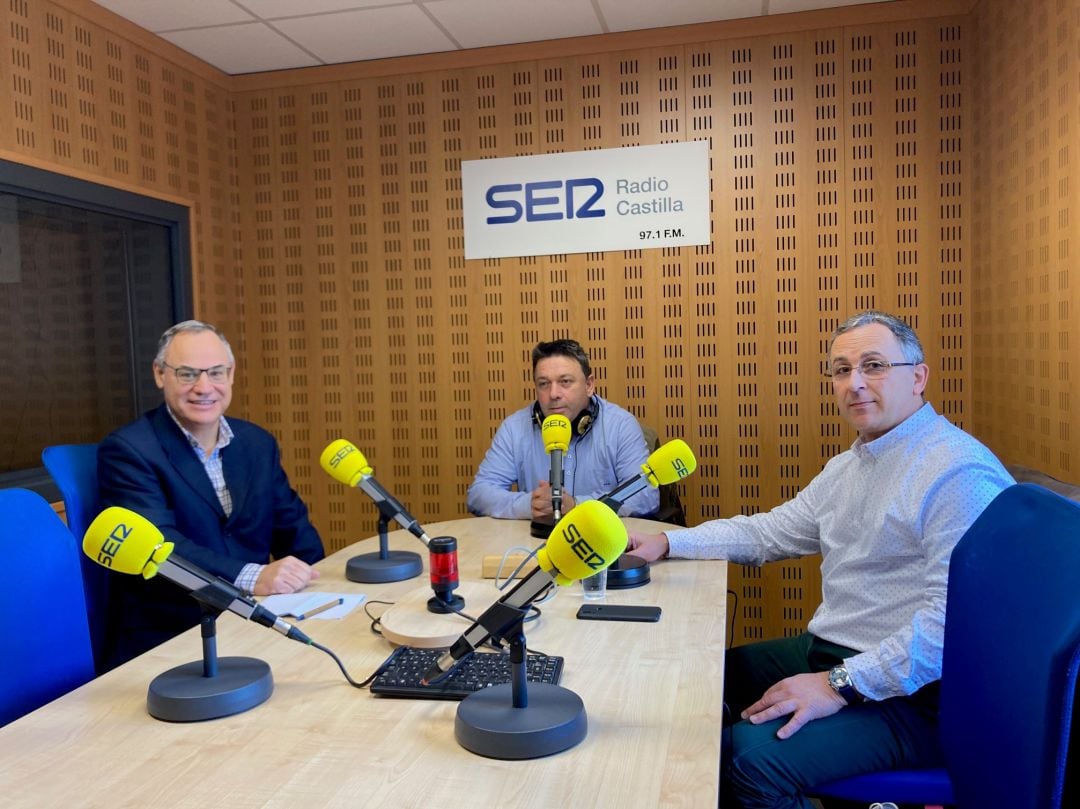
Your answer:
[667,403,1014,700]
[467,396,659,519]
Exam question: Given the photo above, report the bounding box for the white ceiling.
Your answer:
[89,0,897,76]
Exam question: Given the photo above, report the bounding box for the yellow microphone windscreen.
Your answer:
[536,499,627,586]
[320,439,372,487]
[541,414,571,453]
[83,506,174,579]
[643,439,697,486]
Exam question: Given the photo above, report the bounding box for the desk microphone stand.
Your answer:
[529,517,555,539]
[146,605,274,722]
[454,623,587,759]
[346,515,423,583]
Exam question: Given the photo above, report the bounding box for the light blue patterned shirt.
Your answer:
[166,409,261,593]
[467,396,659,519]
[667,403,1014,700]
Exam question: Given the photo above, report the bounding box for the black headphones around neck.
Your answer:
[533,395,599,438]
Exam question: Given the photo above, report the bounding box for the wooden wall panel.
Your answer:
[971,0,1078,477]
[232,18,974,642]
[0,0,242,356]
[13,0,1074,645]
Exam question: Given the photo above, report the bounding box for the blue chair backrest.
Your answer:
[0,488,95,727]
[941,482,1080,808]
[41,443,110,672]
[42,444,100,540]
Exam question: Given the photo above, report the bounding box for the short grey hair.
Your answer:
[829,311,924,364]
[154,320,235,367]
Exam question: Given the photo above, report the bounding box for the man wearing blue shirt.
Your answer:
[628,311,1013,809]
[468,339,658,520]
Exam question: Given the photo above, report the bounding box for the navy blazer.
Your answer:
[98,404,324,664]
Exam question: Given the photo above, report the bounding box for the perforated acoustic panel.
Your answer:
[0,0,243,376]
[227,19,976,644]
[670,22,973,641]
[970,0,1077,479]
[10,0,1071,646]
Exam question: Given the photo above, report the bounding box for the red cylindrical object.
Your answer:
[429,535,459,590]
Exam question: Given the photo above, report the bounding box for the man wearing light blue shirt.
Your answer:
[468,339,658,520]
[628,311,1013,809]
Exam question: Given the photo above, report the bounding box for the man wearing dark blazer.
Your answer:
[98,320,324,665]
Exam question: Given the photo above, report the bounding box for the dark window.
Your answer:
[0,160,191,499]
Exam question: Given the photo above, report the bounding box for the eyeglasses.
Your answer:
[160,362,232,384]
[825,359,917,380]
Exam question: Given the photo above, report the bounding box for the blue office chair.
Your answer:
[0,488,95,727]
[42,443,111,673]
[811,483,1080,808]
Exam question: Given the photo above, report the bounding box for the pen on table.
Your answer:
[296,597,344,621]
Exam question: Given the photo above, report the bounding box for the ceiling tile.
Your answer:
[242,0,394,18]
[91,0,254,31]
[597,0,762,32]
[424,0,604,50]
[273,6,459,64]
[87,0,907,75]
[162,23,322,75]
[770,0,895,14]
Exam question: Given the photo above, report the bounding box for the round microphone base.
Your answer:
[345,549,423,583]
[606,553,651,589]
[147,656,273,722]
[529,519,554,539]
[454,683,587,760]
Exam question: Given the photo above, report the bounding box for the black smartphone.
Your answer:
[576,604,662,622]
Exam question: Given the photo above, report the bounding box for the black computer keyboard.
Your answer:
[369,646,564,700]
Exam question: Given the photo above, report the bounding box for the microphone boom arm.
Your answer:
[598,475,651,513]
[357,478,431,547]
[160,556,309,643]
[427,564,555,682]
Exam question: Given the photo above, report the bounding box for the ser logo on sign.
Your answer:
[485,178,606,224]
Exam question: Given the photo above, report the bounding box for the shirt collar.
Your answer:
[165,406,234,454]
[852,401,935,457]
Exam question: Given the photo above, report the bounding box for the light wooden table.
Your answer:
[0,517,726,808]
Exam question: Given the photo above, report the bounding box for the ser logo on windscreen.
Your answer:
[327,444,355,468]
[96,522,132,567]
[672,457,692,479]
[559,521,606,570]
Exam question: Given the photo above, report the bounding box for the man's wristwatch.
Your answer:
[827,664,864,705]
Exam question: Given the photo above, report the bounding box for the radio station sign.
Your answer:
[461,141,710,260]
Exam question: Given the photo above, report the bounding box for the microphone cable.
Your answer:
[306,608,559,690]
[309,584,552,690]
[361,598,396,638]
[309,637,379,689]
[493,544,557,608]
[289,624,512,691]
[492,545,538,589]
[429,585,545,632]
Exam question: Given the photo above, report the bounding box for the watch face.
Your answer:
[829,666,851,690]
[829,665,861,704]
